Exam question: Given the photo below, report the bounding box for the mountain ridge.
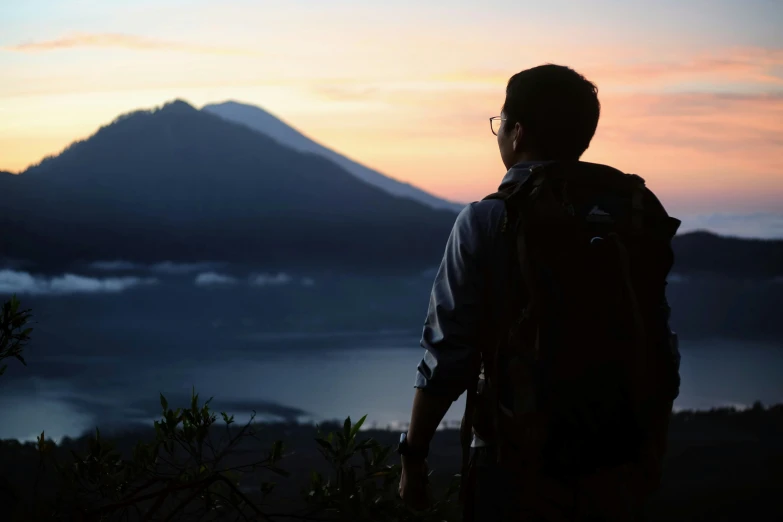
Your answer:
[202,100,463,212]
[670,229,783,278]
[0,99,459,273]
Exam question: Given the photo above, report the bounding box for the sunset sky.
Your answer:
[1,0,782,222]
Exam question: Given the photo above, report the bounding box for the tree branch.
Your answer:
[217,475,272,522]
[162,478,214,522]
[85,475,216,519]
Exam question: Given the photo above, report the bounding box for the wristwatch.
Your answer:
[396,432,429,460]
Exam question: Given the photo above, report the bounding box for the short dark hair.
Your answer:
[502,64,600,160]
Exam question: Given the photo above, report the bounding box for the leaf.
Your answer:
[160,393,168,412]
[356,439,376,451]
[343,416,352,440]
[350,414,367,439]
[315,438,333,452]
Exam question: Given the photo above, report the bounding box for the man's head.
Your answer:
[495,64,600,169]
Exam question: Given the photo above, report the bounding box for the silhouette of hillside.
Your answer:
[671,230,783,279]
[0,100,457,273]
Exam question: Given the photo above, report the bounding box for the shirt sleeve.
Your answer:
[415,203,486,402]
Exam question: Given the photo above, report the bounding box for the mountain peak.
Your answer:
[158,99,198,114]
[202,101,463,212]
[110,99,197,125]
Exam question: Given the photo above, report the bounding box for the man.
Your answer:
[398,64,682,521]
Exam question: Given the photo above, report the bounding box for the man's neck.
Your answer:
[516,152,540,163]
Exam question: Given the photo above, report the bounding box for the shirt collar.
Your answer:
[498,160,553,191]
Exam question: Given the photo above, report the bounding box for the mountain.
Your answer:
[671,231,783,279]
[202,101,463,212]
[0,100,459,273]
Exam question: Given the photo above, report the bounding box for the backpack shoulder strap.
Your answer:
[460,170,541,508]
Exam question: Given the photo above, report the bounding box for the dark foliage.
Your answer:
[0,295,32,376]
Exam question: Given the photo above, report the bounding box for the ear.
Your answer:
[512,122,524,152]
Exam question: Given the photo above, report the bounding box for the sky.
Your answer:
[1,0,782,219]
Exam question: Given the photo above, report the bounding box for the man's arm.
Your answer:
[662,292,681,402]
[405,389,454,452]
[406,203,487,452]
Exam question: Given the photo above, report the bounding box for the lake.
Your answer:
[1,328,781,442]
[1,272,782,442]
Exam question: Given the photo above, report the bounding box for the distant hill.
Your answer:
[0,100,458,273]
[671,230,783,279]
[202,101,463,212]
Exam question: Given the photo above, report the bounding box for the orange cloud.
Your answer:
[581,91,783,211]
[596,92,783,164]
[430,47,783,88]
[3,33,261,56]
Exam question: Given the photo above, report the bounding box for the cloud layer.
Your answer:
[4,33,260,56]
[194,272,238,287]
[89,260,222,274]
[150,261,223,275]
[0,270,157,296]
[89,260,140,271]
[250,273,293,287]
[81,264,317,289]
[196,272,315,288]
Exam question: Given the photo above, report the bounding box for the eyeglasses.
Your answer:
[489,116,505,136]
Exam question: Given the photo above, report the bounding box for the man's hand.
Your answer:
[399,388,453,510]
[399,455,432,511]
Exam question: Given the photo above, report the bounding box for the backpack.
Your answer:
[459,161,682,522]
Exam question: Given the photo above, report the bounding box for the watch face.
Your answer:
[399,433,406,444]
